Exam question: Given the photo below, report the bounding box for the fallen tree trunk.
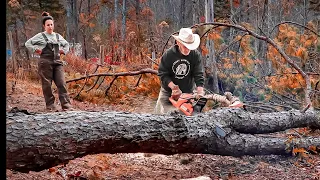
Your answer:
[6,109,320,172]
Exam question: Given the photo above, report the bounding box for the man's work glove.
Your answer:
[35,49,42,55]
[171,85,182,101]
[59,50,65,55]
[229,101,243,108]
[225,92,244,108]
[196,86,205,99]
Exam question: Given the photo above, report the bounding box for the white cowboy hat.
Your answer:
[172,28,200,50]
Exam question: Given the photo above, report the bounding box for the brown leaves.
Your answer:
[232,0,240,8]
[265,21,319,101]
[292,148,308,156]
[308,145,319,154]
[141,7,154,18]
[79,6,99,28]
[200,45,209,56]
[8,0,21,9]
[208,32,222,41]
[159,21,169,28]
[296,47,308,60]
[266,72,305,93]
[48,167,56,173]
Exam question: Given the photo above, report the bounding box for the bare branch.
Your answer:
[95,75,107,90]
[66,68,158,83]
[85,76,101,92]
[75,74,90,99]
[135,74,143,87]
[144,55,159,65]
[105,76,118,96]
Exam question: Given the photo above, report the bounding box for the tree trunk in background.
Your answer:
[205,0,219,94]
[19,0,30,61]
[148,0,156,60]
[79,0,86,59]
[239,0,251,23]
[239,0,245,23]
[135,0,141,43]
[179,0,186,27]
[65,0,72,41]
[6,109,320,172]
[65,0,79,42]
[13,21,20,60]
[8,31,16,73]
[88,0,91,14]
[192,0,200,24]
[170,0,178,29]
[114,0,118,36]
[278,0,283,22]
[73,0,79,42]
[121,0,126,60]
[83,34,87,59]
[260,0,272,76]
[135,0,143,62]
[121,0,126,42]
[100,0,108,29]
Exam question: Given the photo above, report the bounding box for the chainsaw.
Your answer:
[169,93,207,116]
[168,92,245,138]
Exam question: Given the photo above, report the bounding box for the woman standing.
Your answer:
[25,12,73,111]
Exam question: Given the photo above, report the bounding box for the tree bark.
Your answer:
[121,0,126,42]
[73,0,79,42]
[192,0,198,25]
[179,0,186,27]
[6,109,320,172]
[205,0,219,94]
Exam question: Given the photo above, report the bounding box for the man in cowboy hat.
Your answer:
[154,27,205,114]
[154,27,243,114]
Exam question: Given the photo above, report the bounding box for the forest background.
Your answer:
[6,0,320,112]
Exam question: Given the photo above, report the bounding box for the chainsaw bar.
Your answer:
[193,97,207,113]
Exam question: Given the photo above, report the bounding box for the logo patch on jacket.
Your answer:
[172,59,190,79]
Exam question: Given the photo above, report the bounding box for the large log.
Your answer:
[6,109,320,172]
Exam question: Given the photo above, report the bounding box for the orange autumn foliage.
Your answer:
[292,148,307,156]
[265,21,319,105]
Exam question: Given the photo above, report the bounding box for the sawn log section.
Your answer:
[6,109,320,172]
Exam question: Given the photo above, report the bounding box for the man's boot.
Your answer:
[46,104,58,112]
[61,103,74,111]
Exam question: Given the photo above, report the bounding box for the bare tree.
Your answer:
[204,0,219,93]
[192,0,200,25]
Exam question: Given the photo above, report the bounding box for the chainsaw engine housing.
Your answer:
[169,93,207,116]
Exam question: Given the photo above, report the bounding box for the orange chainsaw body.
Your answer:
[169,93,206,116]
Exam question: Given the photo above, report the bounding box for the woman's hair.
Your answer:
[41,11,53,25]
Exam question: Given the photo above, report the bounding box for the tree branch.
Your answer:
[85,76,101,92]
[216,32,249,58]
[104,75,118,96]
[66,68,158,83]
[184,22,313,107]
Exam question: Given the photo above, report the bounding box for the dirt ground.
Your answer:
[6,77,320,180]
